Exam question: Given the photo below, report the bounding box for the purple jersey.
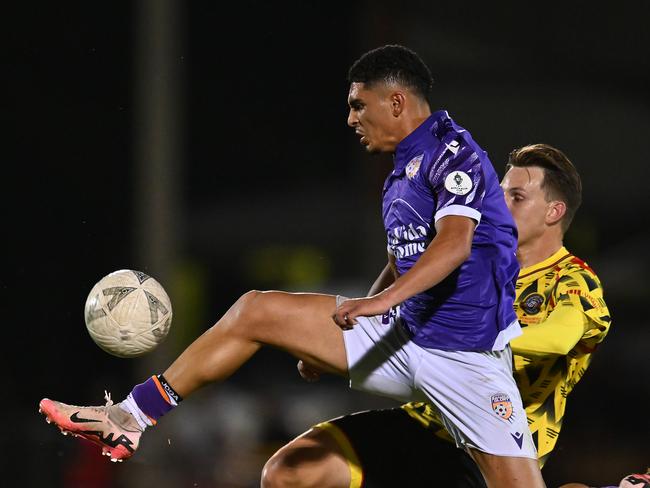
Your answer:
[383,110,521,351]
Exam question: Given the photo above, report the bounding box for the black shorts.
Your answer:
[324,407,487,488]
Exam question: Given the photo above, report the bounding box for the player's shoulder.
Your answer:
[424,112,479,160]
[421,131,484,184]
[557,252,604,289]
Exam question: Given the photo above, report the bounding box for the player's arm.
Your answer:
[511,270,609,357]
[334,215,474,325]
[510,305,588,356]
[375,215,473,306]
[367,252,397,296]
[335,142,484,326]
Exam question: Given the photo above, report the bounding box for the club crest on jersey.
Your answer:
[522,293,544,315]
[444,171,472,195]
[405,154,423,179]
[491,393,513,421]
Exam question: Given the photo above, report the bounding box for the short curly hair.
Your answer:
[506,143,582,232]
[348,45,433,102]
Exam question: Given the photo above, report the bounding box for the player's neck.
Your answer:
[401,106,432,139]
[516,237,564,270]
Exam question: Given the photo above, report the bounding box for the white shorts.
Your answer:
[341,298,536,459]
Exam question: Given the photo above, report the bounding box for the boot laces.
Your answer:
[103,390,114,407]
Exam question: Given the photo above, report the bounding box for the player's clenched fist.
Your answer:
[332,295,391,329]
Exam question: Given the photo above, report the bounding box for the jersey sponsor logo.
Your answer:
[444,171,472,195]
[385,199,430,260]
[491,393,513,421]
[522,293,544,314]
[387,223,428,259]
[405,154,423,179]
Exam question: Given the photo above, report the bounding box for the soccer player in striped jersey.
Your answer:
[263,143,612,487]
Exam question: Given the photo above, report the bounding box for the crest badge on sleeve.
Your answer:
[444,171,472,195]
[491,393,513,421]
[405,154,423,179]
[522,293,544,314]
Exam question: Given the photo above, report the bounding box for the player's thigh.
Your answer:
[414,348,536,459]
[263,426,351,488]
[240,291,347,375]
[324,408,486,488]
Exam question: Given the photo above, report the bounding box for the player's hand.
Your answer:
[297,360,322,382]
[332,295,392,329]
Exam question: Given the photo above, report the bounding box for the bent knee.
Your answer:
[221,290,282,341]
[228,289,264,324]
[261,431,352,488]
[238,289,262,307]
[231,290,285,326]
[261,451,304,488]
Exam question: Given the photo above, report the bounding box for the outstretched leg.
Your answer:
[39,290,349,461]
[163,290,348,397]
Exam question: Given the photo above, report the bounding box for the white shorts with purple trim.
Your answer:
[340,296,536,459]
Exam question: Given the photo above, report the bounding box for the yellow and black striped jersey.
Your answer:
[402,246,611,467]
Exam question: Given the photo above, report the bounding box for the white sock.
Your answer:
[119,393,153,430]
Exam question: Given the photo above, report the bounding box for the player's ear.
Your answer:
[390,91,406,117]
[546,200,566,226]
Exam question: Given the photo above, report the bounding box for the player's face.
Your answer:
[501,166,550,247]
[347,82,399,153]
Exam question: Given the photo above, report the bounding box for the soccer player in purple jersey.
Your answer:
[264,144,615,488]
[39,45,545,487]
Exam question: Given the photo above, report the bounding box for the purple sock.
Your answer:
[131,374,182,422]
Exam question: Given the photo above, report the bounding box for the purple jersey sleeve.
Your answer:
[427,139,486,224]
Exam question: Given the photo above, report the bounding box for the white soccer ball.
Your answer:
[84,269,173,358]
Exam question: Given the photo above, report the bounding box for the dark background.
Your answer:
[5,1,649,487]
